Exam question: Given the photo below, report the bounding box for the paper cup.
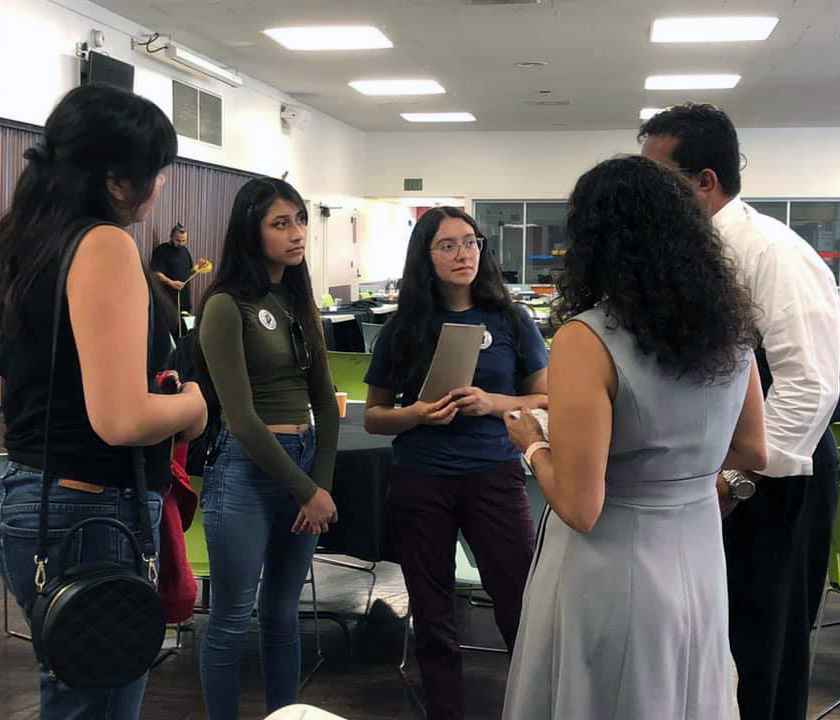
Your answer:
[335,392,348,418]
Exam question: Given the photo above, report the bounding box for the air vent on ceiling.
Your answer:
[468,0,543,5]
[172,79,223,146]
[524,99,571,107]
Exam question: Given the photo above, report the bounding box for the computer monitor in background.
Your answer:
[328,284,352,306]
[80,51,135,92]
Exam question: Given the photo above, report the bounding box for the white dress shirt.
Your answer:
[714,196,840,477]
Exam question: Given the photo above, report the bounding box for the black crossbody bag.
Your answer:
[29,222,166,688]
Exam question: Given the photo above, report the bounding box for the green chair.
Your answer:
[809,423,840,718]
[185,477,211,606]
[809,502,840,718]
[360,322,382,354]
[399,537,506,712]
[327,351,372,402]
[320,351,379,595]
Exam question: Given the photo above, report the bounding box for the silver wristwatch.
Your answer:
[721,470,757,501]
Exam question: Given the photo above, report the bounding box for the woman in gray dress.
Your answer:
[503,156,766,720]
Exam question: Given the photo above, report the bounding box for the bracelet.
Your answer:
[524,441,551,467]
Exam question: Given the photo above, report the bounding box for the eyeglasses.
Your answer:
[289,316,311,371]
[430,236,484,258]
[278,307,311,371]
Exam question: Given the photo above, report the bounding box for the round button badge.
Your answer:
[258,309,277,330]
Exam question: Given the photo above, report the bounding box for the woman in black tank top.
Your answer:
[0,84,207,719]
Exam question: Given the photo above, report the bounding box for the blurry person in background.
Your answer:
[152,222,195,314]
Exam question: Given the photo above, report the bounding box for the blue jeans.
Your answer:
[200,429,318,720]
[0,463,162,720]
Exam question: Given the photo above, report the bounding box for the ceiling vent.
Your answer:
[467,0,544,5]
[524,99,571,107]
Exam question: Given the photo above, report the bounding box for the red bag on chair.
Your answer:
[158,442,198,624]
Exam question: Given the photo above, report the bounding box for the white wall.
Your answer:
[357,202,413,283]
[5,0,840,289]
[0,0,366,200]
[0,0,368,292]
[364,128,840,202]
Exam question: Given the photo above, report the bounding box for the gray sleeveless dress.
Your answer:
[503,306,749,720]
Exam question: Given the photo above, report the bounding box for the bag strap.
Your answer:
[34,222,158,589]
[133,291,158,572]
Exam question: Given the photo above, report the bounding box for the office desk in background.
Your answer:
[320,305,396,352]
[320,312,366,352]
[369,304,398,316]
[319,403,396,562]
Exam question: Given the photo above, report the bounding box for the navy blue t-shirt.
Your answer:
[365,306,548,475]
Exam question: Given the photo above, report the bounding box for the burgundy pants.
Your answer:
[389,460,536,720]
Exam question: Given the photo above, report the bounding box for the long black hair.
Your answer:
[389,206,523,393]
[195,177,326,385]
[0,83,177,335]
[558,155,755,382]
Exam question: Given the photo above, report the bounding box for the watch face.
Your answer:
[732,479,756,500]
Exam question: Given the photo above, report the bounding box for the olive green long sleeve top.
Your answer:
[199,288,339,504]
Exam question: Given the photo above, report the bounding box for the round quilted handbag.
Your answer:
[30,517,165,688]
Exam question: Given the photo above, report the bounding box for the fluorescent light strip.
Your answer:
[651,16,778,43]
[401,112,476,123]
[350,79,445,96]
[263,26,393,51]
[639,107,665,120]
[164,44,242,86]
[645,74,741,90]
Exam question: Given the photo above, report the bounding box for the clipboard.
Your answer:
[418,323,486,403]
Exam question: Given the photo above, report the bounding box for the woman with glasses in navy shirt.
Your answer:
[365,207,548,720]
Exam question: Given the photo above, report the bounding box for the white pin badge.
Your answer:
[481,330,493,350]
[258,309,277,331]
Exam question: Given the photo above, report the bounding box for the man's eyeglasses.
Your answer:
[430,236,484,258]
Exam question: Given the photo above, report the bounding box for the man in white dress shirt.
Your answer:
[640,103,840,720]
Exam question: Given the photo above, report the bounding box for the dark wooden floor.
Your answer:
[1,559,512,719]
[4,558,840,719]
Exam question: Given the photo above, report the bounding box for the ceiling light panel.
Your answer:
[401,112,476,122]
[350,79,446,96]
[263,26,393,51]
[645,74,741,90]
[651,16,778,43]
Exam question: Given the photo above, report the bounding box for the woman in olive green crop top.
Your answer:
[196,177,339,718]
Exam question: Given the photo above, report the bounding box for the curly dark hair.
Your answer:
[557,155,755,382]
